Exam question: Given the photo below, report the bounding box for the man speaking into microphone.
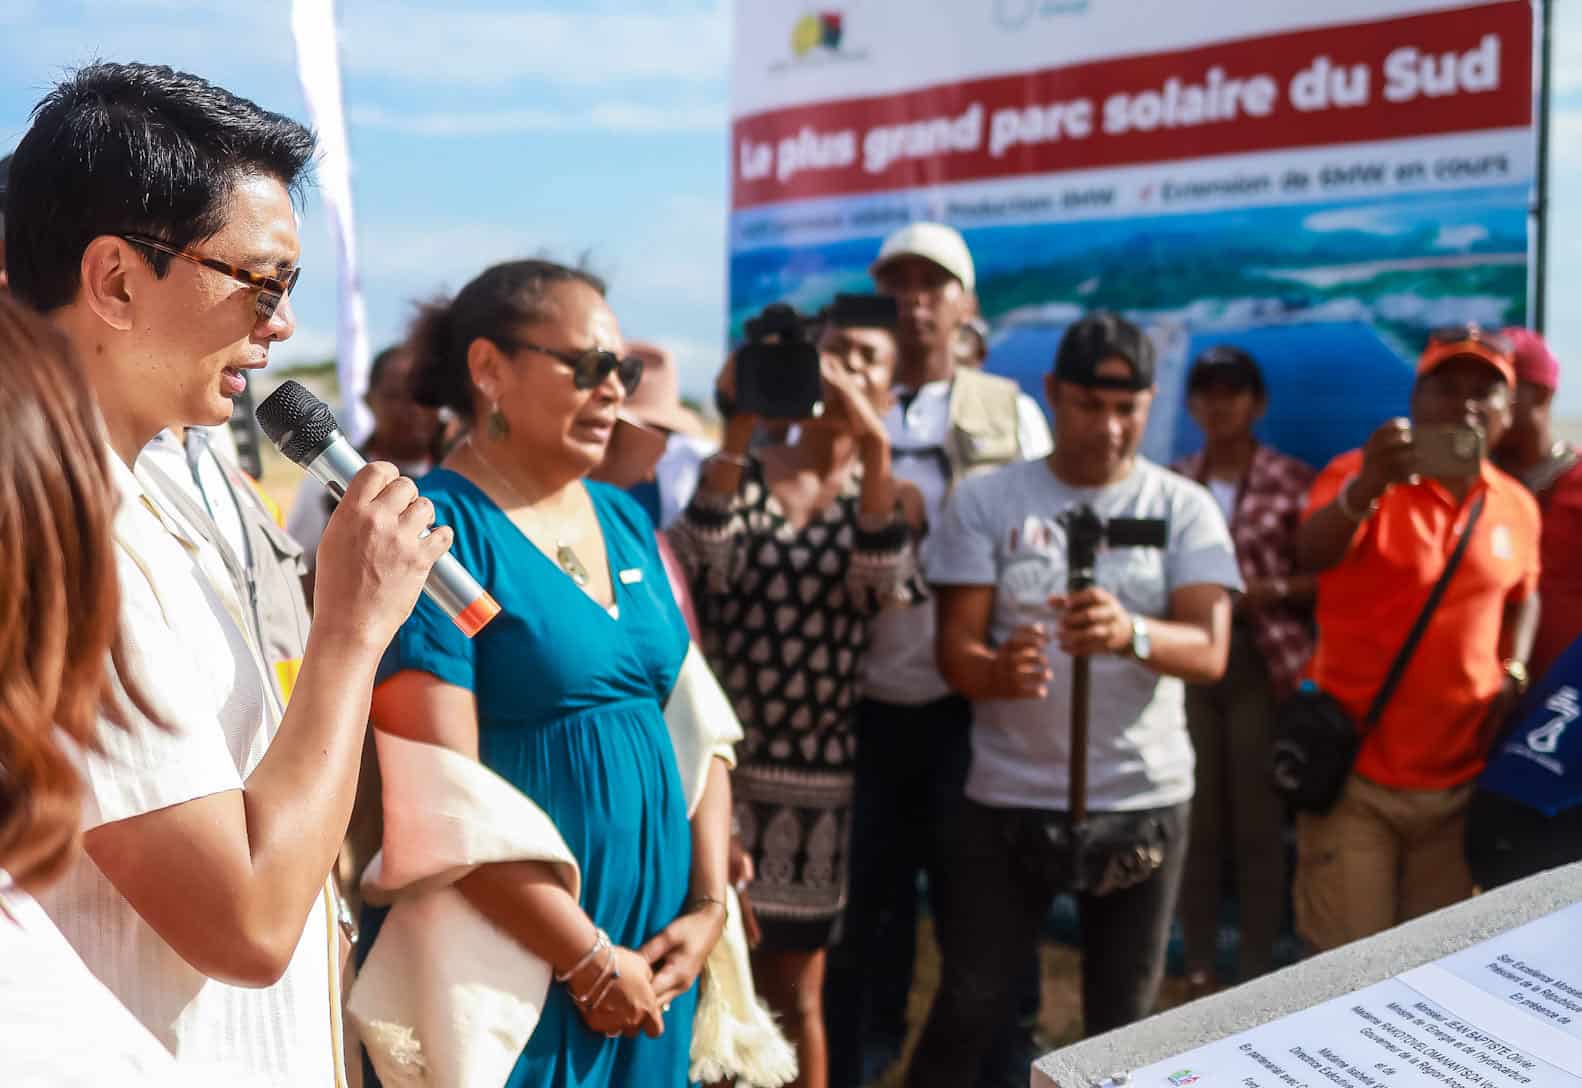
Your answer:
[4,63,447,1084]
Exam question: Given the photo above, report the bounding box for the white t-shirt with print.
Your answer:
[36,451,338,1087]
[927,457,1242,811]
[860,379,1054,705]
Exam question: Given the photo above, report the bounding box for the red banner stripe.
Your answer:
[731,1,1532,209]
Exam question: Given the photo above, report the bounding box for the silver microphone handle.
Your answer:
[302,436,498,634]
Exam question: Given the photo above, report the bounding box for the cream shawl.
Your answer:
[345,644,796,1087]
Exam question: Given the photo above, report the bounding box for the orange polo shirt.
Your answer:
[1305,451,1540,790]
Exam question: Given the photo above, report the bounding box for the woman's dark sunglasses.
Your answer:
[122,233,300,322]
[508,339,644,394]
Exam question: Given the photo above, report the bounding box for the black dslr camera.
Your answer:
[732,294,900,421]
[735,303,823,421]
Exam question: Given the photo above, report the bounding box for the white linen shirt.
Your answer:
[142,428,249,565]
[1,874,266,1087]
[37,449,337,1087]
[860,379,1054,705]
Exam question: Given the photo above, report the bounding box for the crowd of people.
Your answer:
[1,59,1580,1088]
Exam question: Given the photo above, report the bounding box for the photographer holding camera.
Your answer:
[829,224,1052,1088]
[1291,326,1539,952]
[668,295,924,1087]
[907,313,1241,1087]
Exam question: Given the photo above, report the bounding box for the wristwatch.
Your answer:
[1503,659,1530,695]
[1128,615,1151,662]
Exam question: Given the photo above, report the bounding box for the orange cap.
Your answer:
[1417,336,1515,388]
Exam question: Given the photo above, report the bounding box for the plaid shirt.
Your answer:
[1173,444,1316,696]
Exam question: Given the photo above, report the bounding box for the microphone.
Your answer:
[256,380,500,638]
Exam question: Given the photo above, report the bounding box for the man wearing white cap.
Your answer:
[826,222,1051,1087]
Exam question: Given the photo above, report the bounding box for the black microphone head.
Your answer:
[255,380,341,465]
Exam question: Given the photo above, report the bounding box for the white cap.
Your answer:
[870,222,975,292]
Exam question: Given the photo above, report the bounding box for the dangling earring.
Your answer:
[487,400,510,440]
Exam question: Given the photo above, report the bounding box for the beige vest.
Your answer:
[944,366,1025,486]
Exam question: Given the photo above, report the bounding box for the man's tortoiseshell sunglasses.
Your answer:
[121,233,301,322]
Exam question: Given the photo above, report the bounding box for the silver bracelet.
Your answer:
[555,927,610,984]
[1336,476,1379,522]
[584,945,622,1010]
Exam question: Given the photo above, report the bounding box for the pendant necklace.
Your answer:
[466,438,592,587]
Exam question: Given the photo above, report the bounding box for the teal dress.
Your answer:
[363,469,698,1088]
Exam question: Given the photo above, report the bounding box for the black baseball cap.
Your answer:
[822,292,898,330]
[1187,345,1265,396]
[1052,311,1155,391]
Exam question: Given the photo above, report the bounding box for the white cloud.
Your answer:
[1553,5,1582,95]
[347,100,724,135]
[1541,102,1582,420]
[0,3,729,102]
[361,221,560,284]
[0,0,38,24]
[355,203,722,312]
[599,193,726,308]
[337,5,730,88]
[1553,110,1582,170]
[1301,207,1409,235]
[1431,224,1489,250]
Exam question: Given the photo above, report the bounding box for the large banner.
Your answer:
[728,0,1536,467]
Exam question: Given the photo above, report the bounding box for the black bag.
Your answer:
[1465,789,1582,890]
[1010,808,1175,898]
[1270,493,1485,813]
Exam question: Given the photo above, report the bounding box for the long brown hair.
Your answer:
[0,294,142,893]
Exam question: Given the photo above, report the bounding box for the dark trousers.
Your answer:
[905,797,1190,1088]
[1180,624,1286,983]
[825,694,972,1088]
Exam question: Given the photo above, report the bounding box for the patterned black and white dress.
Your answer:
[669,457,923,949]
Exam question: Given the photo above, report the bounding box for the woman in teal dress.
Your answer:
[362,259,734,1087]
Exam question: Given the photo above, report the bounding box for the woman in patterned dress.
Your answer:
[670,305,922,1088]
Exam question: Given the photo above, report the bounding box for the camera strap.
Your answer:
[1360,492,1486,732]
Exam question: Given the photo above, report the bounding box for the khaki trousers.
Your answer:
[1294,772,1475,952]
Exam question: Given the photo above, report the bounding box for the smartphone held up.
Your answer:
[1410,422,1484,480]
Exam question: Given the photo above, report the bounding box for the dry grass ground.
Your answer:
[866,919,1193,1088]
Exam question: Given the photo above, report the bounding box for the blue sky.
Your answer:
[3,1,1582,416]
[0,0,733,392]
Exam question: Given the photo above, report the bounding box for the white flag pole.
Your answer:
[291,0,373,443]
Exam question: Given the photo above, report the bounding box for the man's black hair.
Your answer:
[5,62,316,311]
[1187,344,1266,398]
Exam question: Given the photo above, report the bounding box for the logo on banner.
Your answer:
[792,11,842,55]
[995,0,1091,31]
[1166,1071,1202,1087]
[1528,687,1580,757]
[772,8,869,71]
